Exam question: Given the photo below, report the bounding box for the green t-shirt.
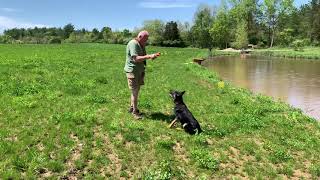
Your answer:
[124,39,146,74]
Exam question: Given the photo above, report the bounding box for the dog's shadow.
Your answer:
[147,112,175,123]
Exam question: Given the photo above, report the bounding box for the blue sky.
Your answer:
[0,0,309,33]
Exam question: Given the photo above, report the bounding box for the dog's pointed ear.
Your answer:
[181,91,186,95]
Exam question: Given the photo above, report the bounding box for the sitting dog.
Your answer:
[169,90,202,135]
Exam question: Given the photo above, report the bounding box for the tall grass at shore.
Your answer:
[252,47,320,59]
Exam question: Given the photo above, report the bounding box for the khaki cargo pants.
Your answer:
[126,71,145,90]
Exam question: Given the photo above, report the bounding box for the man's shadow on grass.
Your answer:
[146,112,175,123]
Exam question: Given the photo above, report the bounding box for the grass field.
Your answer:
[253,47,320,59]
[0,44,320,179]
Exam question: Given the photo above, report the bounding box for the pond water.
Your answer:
[203,55,320,120]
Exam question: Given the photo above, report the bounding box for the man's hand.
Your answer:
[133,53,160,62]
[150,52,161,60]
[150,54,157,60]
[155,52,161,57]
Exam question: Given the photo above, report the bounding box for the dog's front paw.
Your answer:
[182,123,188,128]
[168,118,178,128]
[168,123,178,128]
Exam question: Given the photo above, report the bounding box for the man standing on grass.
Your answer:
[124,30,159,119]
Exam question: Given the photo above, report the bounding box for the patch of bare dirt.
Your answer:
[221,48,241,52]
[219,147,257,179]
[292,169,312,179]
[125,141,134,149]
[279,174,291,180]
[39,169,53,178]
[206,138,215,145]
[63,133,84,179]
[36,143,45,151]
[173,142,189,163]
[96,107,108,117]
[115,133,123,142]
[106,153,122,176]
[226,175,250,180]
[4,135,18,142]
[229,146,240,157]
[253,138,264,147]
[197,79,214,89]
[92,125,123,178]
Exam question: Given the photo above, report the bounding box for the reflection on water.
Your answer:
[203,55,320,120]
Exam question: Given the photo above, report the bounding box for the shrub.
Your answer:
[278,28,294,46]
[0,35,14,43]
[162,40,185,47]
[49,37,62,44]
[291,39,304,51]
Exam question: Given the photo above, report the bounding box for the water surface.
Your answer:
[203,55,320,120]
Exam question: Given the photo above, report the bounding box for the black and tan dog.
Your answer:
[169,90,202,135]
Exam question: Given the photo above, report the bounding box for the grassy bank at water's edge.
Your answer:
[252,47,320,59]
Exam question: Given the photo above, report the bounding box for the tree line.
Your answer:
[0,0,319,50]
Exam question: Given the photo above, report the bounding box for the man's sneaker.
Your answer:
[132,110,143,120]
[128,106,140,114]
[128,106,133,113]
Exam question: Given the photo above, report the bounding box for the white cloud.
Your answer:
[0,16,49,33]
[0,8,20,12]
[138,0,195,8]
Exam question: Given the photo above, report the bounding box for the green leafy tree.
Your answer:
[122,29,132,38]
[48,37,62,44]
[81,28,87,34]
[210,2,231,49]
[228,0,258,45]
[261,0,294,47]
[232,20,249,49]
[121,29,133,44]
[192,4,214,52]
[278,28,294,46]
[101,27,113,43]
[290,2,319,45]
[110,31,125,44]
[83,32,92,43]
[162,21,184,47]
[142,19,165,46]
[91,28,101,42]
[310,0,320,43]
[163,21,180,41]
[4,28,23,39]
[65,32,78,43]
[178,21,193,47]
[63,23,75,39]
[0,35,14,43]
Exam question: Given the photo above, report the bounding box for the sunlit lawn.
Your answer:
[0,44,320,179]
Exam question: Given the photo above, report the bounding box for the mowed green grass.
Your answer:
[0,44,320,179]
[253,47,320,59]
